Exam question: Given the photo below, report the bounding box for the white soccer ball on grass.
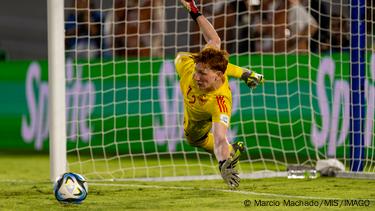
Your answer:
[53,172,88,203]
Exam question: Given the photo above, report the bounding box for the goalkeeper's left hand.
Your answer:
[241,70,265,89]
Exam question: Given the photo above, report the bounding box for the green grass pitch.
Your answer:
[0,153,375,210]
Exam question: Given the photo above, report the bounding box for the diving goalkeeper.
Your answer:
[175,0,265,188]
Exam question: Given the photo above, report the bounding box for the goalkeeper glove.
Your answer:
[180,0,202,22]
[219,158,240,189]
[241,70,265,89]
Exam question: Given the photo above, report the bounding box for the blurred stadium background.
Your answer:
[1,0,374,180]
[1,0,375,209]
[0,0,355,60]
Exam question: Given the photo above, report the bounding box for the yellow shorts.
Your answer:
[183,115,212,147]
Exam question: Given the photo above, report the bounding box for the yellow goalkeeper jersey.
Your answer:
[175,52,243,127]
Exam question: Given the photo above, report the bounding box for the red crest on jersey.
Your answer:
[197,95,207,105]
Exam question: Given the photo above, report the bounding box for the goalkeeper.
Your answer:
[175,0,264,188]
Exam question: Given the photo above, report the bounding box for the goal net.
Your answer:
[56,0,375,181]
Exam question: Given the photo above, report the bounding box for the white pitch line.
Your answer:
[90,182,375,201]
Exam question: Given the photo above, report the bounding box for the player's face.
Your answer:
[194,63,221,91]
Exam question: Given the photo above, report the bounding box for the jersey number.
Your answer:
[187,86,196,104]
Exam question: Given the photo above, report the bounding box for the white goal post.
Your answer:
[48,0,66,181]
[48,0,375,182]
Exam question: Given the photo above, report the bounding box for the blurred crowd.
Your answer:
[65,0,163,58]
[65,0,354,59]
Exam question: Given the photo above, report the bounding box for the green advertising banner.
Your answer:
[0,54,374,160]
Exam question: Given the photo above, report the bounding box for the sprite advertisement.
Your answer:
[0,54,374,159]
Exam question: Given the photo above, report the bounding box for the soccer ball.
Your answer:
[53,172,88,203]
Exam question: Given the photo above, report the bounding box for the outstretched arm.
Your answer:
[226,63,265,89]
[180,0,221,49]
[180,1,264,88]
[212,122,230,161]
[196,15,221,49]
